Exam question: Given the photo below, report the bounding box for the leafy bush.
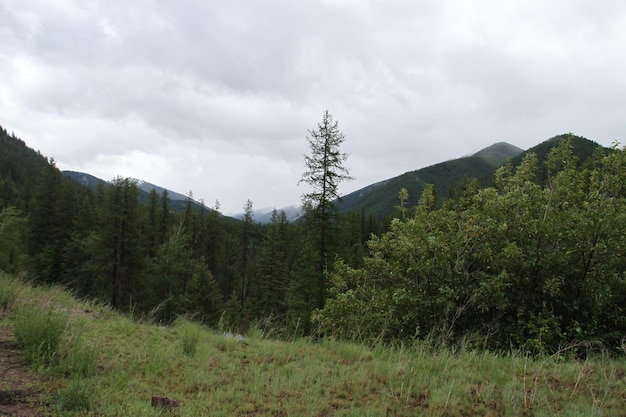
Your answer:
[319,140,626,352]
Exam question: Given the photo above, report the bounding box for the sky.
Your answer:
[1,0,625,214]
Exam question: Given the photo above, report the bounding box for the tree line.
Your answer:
[0,113,379,335]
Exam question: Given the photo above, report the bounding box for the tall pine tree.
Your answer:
[298,110,353,309]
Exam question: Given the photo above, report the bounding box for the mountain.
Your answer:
[471,142,525,166]
[0,126,49,209]
[229,205,303,224]
[336,141,524,218]
[133,179,189,202]
[63,171,189,201]
[63,134,604,223]
[336,135,609,219]
[62,171,213,214]
[508,133,601,168]
[62,171,105,190]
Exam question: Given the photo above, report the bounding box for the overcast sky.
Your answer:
[1,0,624,213]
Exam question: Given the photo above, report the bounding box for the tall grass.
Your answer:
[56,324,98,378]
[12,304,68,368]
[175,317,201,357]
[55,378,95,414]
[1,273,625,416]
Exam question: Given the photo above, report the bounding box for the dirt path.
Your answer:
[0,312,54,417]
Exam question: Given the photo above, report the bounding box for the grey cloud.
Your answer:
[1,0,625,212]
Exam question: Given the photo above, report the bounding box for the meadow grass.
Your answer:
[1,273,625,416]
[11,304,68,368]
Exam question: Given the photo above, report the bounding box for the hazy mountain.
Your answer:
[133,179,189,202]
[62,170,215,214]
[228,205,303,224]
[63,171,190,201]
[62,171,105,189]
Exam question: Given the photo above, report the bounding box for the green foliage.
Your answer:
[337,134,600,219]
[320,140,626,351]
[3,127,624,354]
[183,260,223,325]
[252,209,292,317]
[0,125,49,209]
[12,305,68,367]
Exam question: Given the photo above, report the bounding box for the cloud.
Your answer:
[1,0,625,213]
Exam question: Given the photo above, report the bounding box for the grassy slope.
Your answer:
[1,272,625,416]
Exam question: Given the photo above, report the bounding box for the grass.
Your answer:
[12,304,68,368]
[1,273,625,416]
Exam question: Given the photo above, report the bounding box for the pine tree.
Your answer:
[89,177,146,311]
[28,159,73,283]
[159,189,171,245]
[299,110,353,308]
[146,189,160,257]
[254,209,291,317]
[239,199,254,309]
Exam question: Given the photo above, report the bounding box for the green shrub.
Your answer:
[12,305,68,367]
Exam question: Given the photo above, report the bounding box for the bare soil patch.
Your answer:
[0,312,54,417]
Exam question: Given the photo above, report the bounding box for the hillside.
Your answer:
[510,133,601,167]
[1,273,625,416]
[0,126,49,209]
[62,170,224,216]
[337,142,523,218]
[337,135,607,218]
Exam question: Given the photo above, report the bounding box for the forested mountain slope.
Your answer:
[336,135,604,218]
[336,141,523,218]
[0,127,49,209]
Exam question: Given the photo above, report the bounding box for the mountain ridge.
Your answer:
[335,141,525,218]
[61,135,602,222]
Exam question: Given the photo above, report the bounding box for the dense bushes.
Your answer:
[317,140,626,352]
